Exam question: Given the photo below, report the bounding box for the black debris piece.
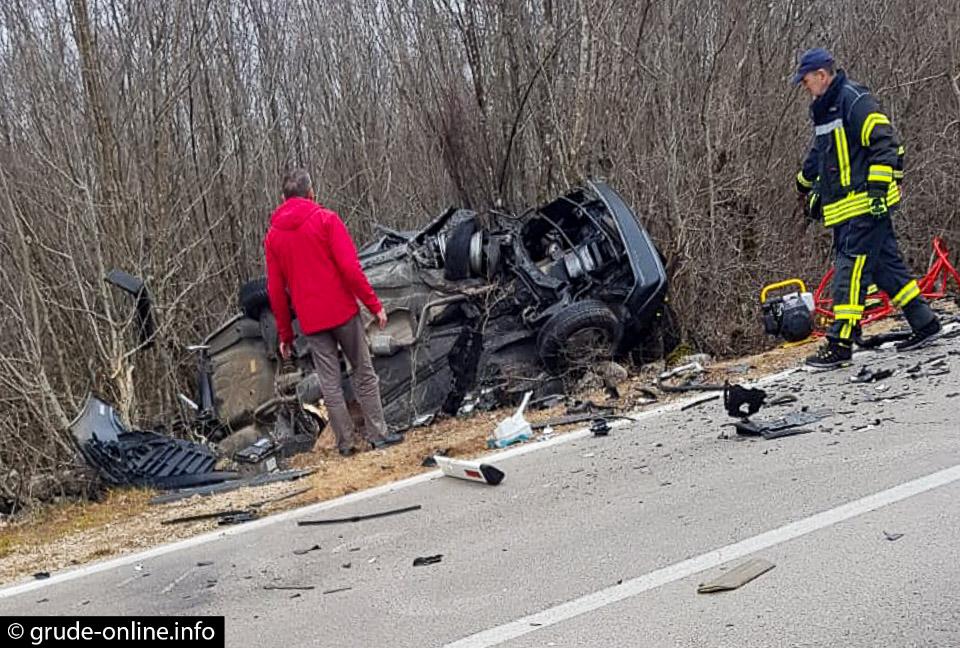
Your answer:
[767,394,799,407]
[298,504,422,526]
[322,587,353,595]
[883,531,904,542]
[413,554,444,567]
[162,510,251,525]
[590,418,611,436]
[734,410,830,440]
[680,394,721,411]
[850,367,894,383]
[421,449,451,467]
[723,383,767,418]
[105,270,157,348]
[69,395,227,490]
[293,545,322,556]
[218,511,257,525]
[33,572,50,580]
[197,561,214,567]
[263,585,315,591]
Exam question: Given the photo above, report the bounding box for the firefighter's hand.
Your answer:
[868,183,888,217]
[803,191,822,223]
[279,341,292,359]
[376,309,388,330]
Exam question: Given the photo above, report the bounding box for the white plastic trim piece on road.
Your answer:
[0,367,797,599]
[444,463,960,648]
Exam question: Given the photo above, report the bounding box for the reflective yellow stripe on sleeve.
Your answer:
[867,164,894,184]
[797,171,814,189]
[861,113,892,146]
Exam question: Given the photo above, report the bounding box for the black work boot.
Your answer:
[895,318,942,352]
[805,341,853,370]
[370,432,404,450]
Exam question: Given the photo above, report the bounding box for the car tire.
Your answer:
[536,300,623,373]
[239,278,270,320]
[443,218,477,281]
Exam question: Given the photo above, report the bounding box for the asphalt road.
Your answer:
[2,325,959,647]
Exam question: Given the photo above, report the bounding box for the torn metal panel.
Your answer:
[68,395,224,489]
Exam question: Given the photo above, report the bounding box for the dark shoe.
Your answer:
[805,341,852,370]
[370,433,404,450]
[895,319,942,352]
[339,447,357,457]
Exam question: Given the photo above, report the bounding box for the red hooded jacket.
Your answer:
[264,197,382,344]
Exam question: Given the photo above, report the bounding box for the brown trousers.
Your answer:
[306,315,388,451]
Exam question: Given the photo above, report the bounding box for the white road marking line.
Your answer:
[443,463,960,648]
[0,368,796,599]
[160,567,196,594]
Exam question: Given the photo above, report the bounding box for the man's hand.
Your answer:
[279,341,292,359]
[867,183,888,217]
[376,309,388,330]
[803,191,822,223]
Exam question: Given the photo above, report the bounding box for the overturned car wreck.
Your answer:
[218,180,674,440]
[73,181,674,489]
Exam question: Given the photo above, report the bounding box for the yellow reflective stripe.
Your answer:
[867,164,894,184]
[822,184,902,226]
[897,145,905,155]
[840,321,854,339]
[834,305,865,316]
[797,170,814,189]
[834,127,851,187]
[860,112,891,147]
[893,170,904,179]
[891,280,920,307]
[850,255,867,312]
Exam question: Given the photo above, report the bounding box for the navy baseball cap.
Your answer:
[792,48,834,84]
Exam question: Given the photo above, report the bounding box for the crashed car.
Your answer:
[204,180,674,443]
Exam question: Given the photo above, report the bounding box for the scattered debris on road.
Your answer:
[733,410,830,440]
[883,531,904,542]
[435,456,505,485]
[723,384,767,418]
[413,555,443,567]
[850,366,895,383]
[322,587,352,595]
[293,545,322,556]
[297,504,422,526]
[590,418,611,436]
[263,585,315,591]
[697,558,775,593]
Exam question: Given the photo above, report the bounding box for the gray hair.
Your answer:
[282,168,312,199]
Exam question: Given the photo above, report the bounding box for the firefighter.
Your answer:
[793,48,941,369]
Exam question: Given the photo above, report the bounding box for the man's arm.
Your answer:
[796,138,819,193]
[265,239,295,345]
[327,213,383,316]
[849,94,899,205]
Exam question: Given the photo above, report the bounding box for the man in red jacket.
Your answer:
[265,169,403,456]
